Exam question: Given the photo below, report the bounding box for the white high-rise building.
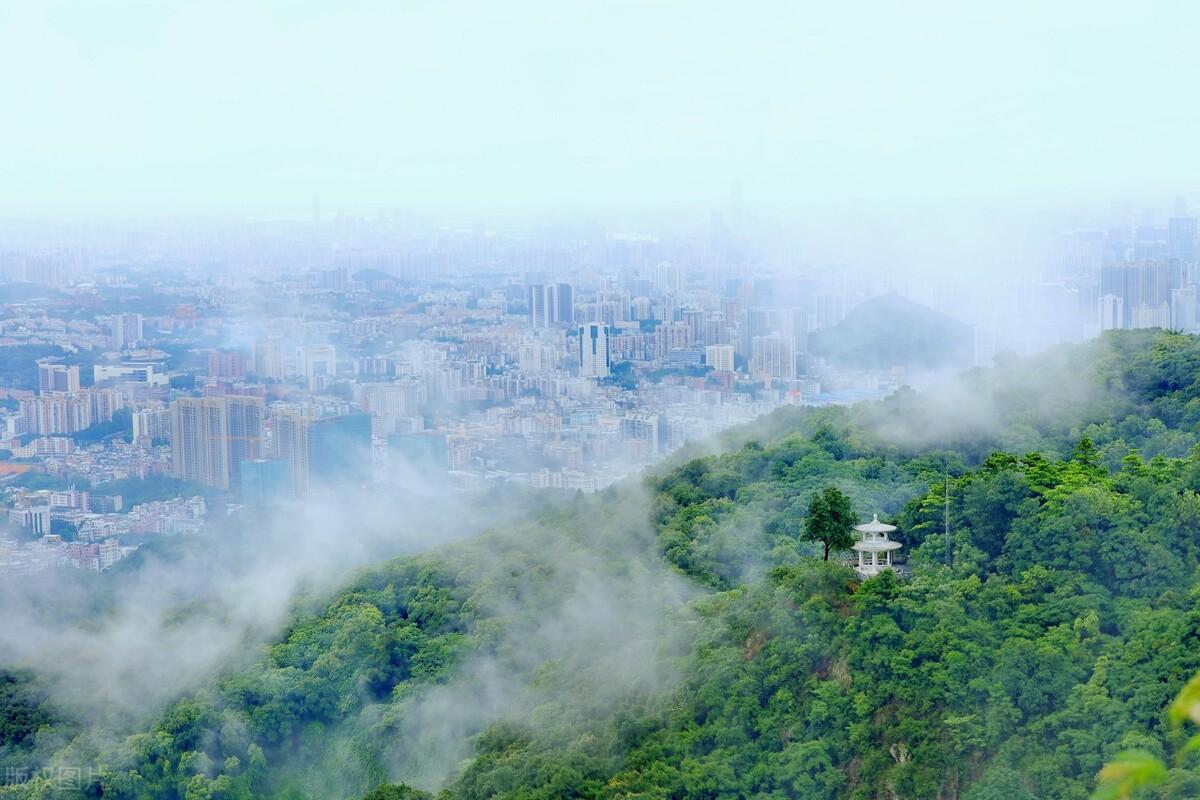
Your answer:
[654,262,683,294]
[132,405,171,442]
[1130,303,1170,330]
[1099,294,1124,331]
[751,333,796,381]
[578,323,611,378]
[705,344,735,372]
[1171,287,1199,332]
[255,337,286,381]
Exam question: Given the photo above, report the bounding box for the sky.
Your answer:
[0,0,1197,219]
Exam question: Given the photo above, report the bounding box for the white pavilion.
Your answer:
[852,514,902,578]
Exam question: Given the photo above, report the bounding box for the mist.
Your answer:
[0,477,521,726]
[1,1,1198,798]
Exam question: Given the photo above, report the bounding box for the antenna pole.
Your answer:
[944,457,951,568]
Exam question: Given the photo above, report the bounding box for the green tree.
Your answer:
[804,486,857,560]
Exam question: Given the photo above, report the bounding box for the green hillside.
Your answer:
[9,330,1200,798]
[808,294,973,369]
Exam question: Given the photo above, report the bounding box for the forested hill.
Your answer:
[9,330,1200,799]
[807,294,972,369]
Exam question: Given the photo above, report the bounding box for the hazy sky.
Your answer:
[1,0,1197,218]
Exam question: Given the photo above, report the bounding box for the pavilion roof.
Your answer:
[854,513,897,533]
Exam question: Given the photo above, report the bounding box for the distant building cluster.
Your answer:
[2,198,1191,572]
[1052,200,1199,337]
[0,534,126,576]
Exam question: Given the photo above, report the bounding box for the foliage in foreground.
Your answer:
[8,331,1200,799]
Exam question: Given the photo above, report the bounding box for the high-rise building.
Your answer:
[654,262,683,295]
[110,313,143,350]
[226,396,265,488]
[737,307,771,361]
[1100,261,1173,329]
[1099,294,1124,332]
[240,458,292,506]
[528,283,575,327]
[1171,287,1199,332]
[555,282,575,325]
[578,323,611,378]
[37,361,80,394]
[620,413,663,456]
[751,333,796,381]
[705,344,735,372]
[132,405,171,442]
[528,283,546,326]
[1131,303,1171,330]
[1169,217,1198,263]
[269,408,370,495]
[681,309,705,344]
[307,412,372,488]
[363,381,424,418]
[254,337,286,381]
[170,395,263,490]
[298,345,337,390]
[655,321,691,361]
[21,394,92,435]
[270,407,311,496]
[208,350,249,379]
[171,397,231,489]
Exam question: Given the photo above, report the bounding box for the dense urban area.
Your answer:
[5,2,1200,797]
[0,199,1196,578]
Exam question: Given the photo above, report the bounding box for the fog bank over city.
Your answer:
[3,1,1200,798]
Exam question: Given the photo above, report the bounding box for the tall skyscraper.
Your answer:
[254,337,286,381]
[37,361,80,394]
[555,282,575,325]
[737,307,771,361]
[270,407,311,496]
[110,313,143,351]
[579,323,611,378]
[751,333,796,381]
[170,396,263,490]
[226,396,265,488]
[171,397,231,489]
[132,405,171,442]
[307,412,372,488]
[269,408,371,495]
[1099,294,1124,332]
[208,349,249,379]
[681,308,705,344]
[528,283,546,326]
[1170,287,1199,332]
[1169,217,1198,262]
[241,458,292,506]
[654,262,683,294]
[529,282,575,327]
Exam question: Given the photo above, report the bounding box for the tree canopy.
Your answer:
[804,485,857,560]
[11,331,1200,800]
